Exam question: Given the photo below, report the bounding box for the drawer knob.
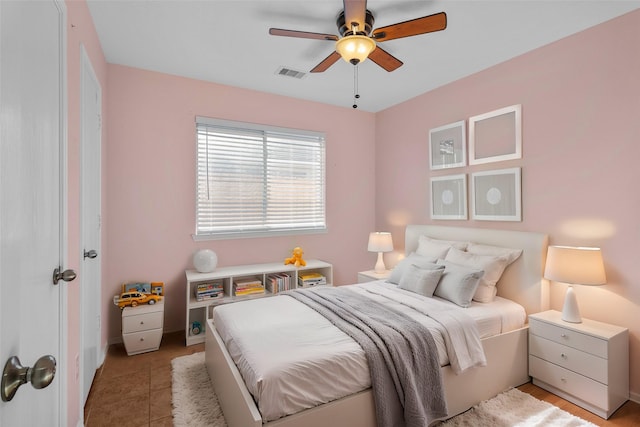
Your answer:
[139,338,144,342]
[140,321,144,325]
[561,353,567,359]
[561,377,567,382]
[560,333,567,338]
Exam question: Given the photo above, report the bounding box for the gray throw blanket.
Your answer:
[286,286,447,427]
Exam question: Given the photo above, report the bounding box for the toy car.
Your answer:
[113,291,162,309]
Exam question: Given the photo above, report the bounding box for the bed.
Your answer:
[205,225,549,427]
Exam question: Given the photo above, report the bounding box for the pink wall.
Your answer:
[375,10,640,398]
[105,66,376,340]
[66,1,108,426]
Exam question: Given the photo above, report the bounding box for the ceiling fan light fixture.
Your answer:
[335,35,376,65]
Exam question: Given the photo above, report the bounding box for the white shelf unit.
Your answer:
[185,259,333,346]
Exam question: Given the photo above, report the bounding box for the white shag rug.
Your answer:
[172,352,227,427]
[172,352,597,427]
[440,388,598,427]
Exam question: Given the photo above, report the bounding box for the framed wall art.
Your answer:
[471,168,521,221]
[430,174,467,220]
[469,104,521,165]
[429,120,466,170]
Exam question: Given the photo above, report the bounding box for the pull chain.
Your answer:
[352,65,360,109]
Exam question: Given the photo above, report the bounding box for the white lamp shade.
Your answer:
[544,245,606,285]
[193,249,218,273]
[368,232,393,253]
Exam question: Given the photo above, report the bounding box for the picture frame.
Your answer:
[122,282,152,294]
[471,168,521,221]
[429,120,466,170]
[430,174,468,220]
[121,281,164,296]
[469,104,521,165]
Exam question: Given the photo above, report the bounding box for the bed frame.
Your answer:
[205,225,549,426]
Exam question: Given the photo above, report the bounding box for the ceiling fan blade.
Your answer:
[310,51,341,73]
[269,28,338,41]
[372,12,447,42]
[368,46,403,72]
[343,0,367,31]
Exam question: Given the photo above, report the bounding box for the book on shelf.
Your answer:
[234,278,264,296]
[298,272,326,287]
[235,288,265,296]
[194,281,224,301]
[195,282,222,291]
[266,273,291,294]
[195,292,225,302]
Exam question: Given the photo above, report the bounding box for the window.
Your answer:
[195,117,326,239]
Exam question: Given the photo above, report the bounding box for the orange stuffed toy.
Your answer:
[284,246,306,267]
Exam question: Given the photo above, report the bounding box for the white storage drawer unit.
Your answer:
[122,299,164,355]
[528,310,628,419]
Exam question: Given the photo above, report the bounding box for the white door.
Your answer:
[80,45,102,406]
[0,0,67,425]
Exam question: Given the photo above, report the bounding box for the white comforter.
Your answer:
[212,281,526,422]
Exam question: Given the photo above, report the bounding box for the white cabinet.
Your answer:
[185,259,333,346]
[122,299,164,356]
[528,310,628,419]
[357,269,391,283]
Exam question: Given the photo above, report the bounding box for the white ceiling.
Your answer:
[87,1,640,112]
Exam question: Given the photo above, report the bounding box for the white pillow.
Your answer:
[434,260,483,307]
[466,242,523,265]
[444,247,514,303]
[387,252,438,285]
[398,264,444,297]
[415,235,468,259]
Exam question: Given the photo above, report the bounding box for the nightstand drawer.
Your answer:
[529,334,608,384]
[529,318,607,358]
[530,355,608,410]
[122,311,163,333]
[123,329,163,354]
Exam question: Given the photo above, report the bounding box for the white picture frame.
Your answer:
[471,168,521,221]
[430,174,467,220]
[429,120,466,170]
[469,105,521,165]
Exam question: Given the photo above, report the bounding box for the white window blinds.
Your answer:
[195,117,326,239]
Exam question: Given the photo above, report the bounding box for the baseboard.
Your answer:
[108,336,122,345]
[98,343,108,366]
[630,390,640,404]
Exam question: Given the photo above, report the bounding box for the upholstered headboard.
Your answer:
[405,225,549,315]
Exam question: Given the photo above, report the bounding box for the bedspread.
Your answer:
[358,282,487,374]
[213,281,508,423]
[287,286,447,427]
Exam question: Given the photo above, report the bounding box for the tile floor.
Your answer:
[84,331,203,427]
[85,331,639,427]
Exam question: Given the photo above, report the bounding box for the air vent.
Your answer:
[275,67,307,79]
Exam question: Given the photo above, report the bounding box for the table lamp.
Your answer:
[368,232,394,274]
[543,245,606,323]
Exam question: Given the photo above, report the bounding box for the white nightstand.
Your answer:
[528,310,629,419]
[122,299,164,356]
[357,269,391,283]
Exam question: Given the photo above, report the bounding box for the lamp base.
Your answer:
[374,252,386,274]
[562,285,582,323]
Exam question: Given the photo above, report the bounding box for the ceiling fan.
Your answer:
[269,0,447,73]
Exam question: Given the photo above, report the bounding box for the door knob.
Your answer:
[52,267,76,285]
[1,355,56,402]
[84,249,98,259]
